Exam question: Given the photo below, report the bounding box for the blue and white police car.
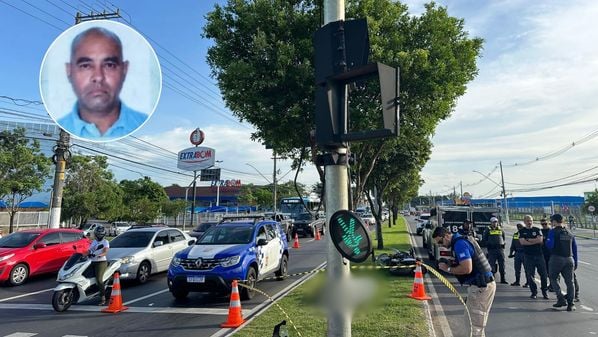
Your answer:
[167,216,289,300]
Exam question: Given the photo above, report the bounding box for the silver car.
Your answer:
[107,227,195,284]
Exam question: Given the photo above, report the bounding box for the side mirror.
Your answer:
[257,238,268,246]
[33,242,47,249]
[153,241,164,247]
[188,239,196,246]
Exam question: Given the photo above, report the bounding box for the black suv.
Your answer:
[292,212,325,238]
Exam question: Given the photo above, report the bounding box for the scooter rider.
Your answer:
[88,225,109,305]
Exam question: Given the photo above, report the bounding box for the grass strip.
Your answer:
[233,216,428,337]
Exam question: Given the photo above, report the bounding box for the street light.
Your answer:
[215,160,223,207]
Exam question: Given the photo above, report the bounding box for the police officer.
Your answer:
[433,226,495,337]
[508,222,525,286]
[540,218,553,291]
[458,219,477,239]
[482,217,508,284]
[545,213,578,311]
[519,215,549,299]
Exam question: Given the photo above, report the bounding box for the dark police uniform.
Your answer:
[509,230,525,285]
[482,226,507,283]
[541,225,552,286]
[519,226,548,298]
[450,233,495,337]
[545,226,578,309]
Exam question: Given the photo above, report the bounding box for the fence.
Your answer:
[508,205,595,228]
[0,211,50,232]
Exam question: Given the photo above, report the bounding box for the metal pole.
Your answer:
[323,1,350,336]
[499,161,509,224]
[190,170,197,228]
[273,150,277,212]
[216,183,220,207]
[183,187,189,231]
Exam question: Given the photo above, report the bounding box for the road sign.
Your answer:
[328,210,371,263]
[589,205,595,212]
[190,128,205,146]
[200,168,221,181]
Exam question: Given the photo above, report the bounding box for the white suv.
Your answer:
[109,222,131,237]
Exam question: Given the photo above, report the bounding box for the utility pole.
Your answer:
[460,180,463,198]
[273,150,277,212]
[499,161,509,224]
[49,10,121,229]
[323,1,351,336]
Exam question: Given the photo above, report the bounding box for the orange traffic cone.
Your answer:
[315,227,321,241]
[221,280,246,328]
[292,233,300,249]
[408,262,431,301]
[101,272,128,313]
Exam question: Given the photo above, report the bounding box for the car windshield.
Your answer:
[194,223,216,232]
[296,213,312,220]
[0,232,41,248]
[110,231,154,248]
[198,226,253,245]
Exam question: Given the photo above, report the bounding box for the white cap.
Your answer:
[490,217,499,222]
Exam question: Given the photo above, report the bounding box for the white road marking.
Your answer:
[581,305,594,311]
[122,289,169,306]
[578,260,591,265]
[4,333,37,337]
[0,303,248,315]
[0,289,53,303]
[62,335,88,337]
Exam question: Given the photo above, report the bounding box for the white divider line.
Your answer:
[0,288,53,303]
[123,288,169,306]
[0,303,245,315]
[4,333,38,337]
[406,221,442,337]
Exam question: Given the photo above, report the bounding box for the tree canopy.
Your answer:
[0,128,52,233]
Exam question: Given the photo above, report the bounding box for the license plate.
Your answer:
[187,276,205,283]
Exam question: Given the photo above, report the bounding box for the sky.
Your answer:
[0,0,597,202]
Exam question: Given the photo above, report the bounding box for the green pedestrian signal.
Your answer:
[329,210,372,263]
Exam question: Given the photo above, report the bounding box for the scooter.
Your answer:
[52,245,121,312]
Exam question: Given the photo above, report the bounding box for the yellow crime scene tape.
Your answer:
[237,262,472,337]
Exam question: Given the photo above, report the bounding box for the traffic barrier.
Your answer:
[292,233,300,249]
[221,280,246,328]
[407,262,431,300]
[101,272,128,313]
[315,227,321,241]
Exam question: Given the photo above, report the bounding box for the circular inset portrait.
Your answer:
[40,20,162,142]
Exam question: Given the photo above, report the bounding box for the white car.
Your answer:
[361,213,376,226]
[107,226,195,284]
[109,222,131,237]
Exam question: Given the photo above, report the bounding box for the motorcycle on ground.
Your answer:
[52,245,121,312]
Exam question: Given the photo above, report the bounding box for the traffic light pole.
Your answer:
[323,2,351,337]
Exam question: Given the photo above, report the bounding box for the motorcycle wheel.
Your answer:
[52,288,75,312]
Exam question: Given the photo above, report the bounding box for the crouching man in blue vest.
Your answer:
[434,227,496,337]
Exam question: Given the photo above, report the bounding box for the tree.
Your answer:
[161,199,188,227]
[584,189,598,215]
[62,155,124,226]
[238,184,258,206]
[119,177,168,223]
[0,128,51,233]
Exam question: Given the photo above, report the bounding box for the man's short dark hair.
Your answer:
[550,213,563,223]
[71,27,123,60]
[432,226,448,239]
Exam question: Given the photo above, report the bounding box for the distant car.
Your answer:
[361,213,376,226]
[292,212,324,237]
[0,229,90,286]
[80,223,99,238]
[167,217,289,300]
[264,212,294,242]
[107,227,195,284]
[109,222,131,237]
[189,221,219,239]
[416,221,427,235]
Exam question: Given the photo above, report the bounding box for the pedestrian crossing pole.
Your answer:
[49,10,121,229]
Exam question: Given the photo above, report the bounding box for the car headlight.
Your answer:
[220,255,241,267]
[121,256,136,264]
[171,257,181,266]
[0,253,15,262]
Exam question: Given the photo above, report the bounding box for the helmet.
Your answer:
[94,225,106,240]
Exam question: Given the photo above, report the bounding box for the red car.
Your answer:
[0,229,91,286]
